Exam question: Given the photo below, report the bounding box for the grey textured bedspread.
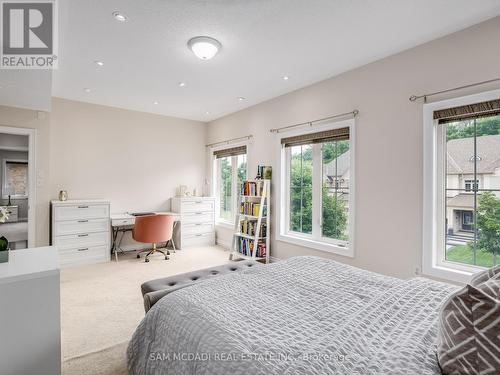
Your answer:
[127,256,457,375]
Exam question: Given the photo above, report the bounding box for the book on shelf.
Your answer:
[238,237,266,258]
[240,180,266,196]
[240,202,267,216]
[239,219,267,237]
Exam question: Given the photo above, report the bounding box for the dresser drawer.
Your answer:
[54,231,109,250]
[182,212,213,224]
[59,245,108,267]
[54,218,109,236]
[54,204,109,221]
[182,222,214,236]
[181,200,214,213]
[183,232,215,248]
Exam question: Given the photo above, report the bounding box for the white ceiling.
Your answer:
[52,0,500,121]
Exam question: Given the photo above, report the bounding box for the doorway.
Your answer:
[0,126,36,249]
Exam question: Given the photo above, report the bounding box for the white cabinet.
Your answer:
[0,247,61,375]
[50,200,110,267]
[171,197,215,248]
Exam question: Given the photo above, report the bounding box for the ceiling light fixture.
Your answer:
[153,101,159,105]
[179,82,186,87]
[83,88,91,93]
[94,60,104,66]
[283,76,289,80]
[188,36,221,60]
[112,11,128,22]
[205,111,210,115]
[237,97,245,101]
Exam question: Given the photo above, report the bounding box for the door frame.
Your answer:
[0,125,37,248]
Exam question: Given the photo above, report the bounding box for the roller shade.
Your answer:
[281,127,349,148]
[213,145,247,159]
[434,99,500,124]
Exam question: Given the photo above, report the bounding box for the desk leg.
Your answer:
[112,227,119,262]
[171,221,177,252]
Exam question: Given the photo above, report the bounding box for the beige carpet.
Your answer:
[61,246,231,374]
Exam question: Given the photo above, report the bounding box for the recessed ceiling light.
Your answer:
[237,97,245,101]
[179,82,186,87]
[188,36,221,60]
[283,76,289,80]
[153,101,159,105]
[205,111,210,115]
[83,88,91,93]
[94,60,104,66]
[112,11,128,22]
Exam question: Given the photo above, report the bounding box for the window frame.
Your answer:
[422,88,500,283]
[211,141,248,227]
[276,119,355,257]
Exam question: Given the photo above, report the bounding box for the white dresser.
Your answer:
[50,199,110,267]
[171,197,215,248]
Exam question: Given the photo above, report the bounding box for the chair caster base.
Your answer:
[145,258,150,263]
[137,254,140,259]
[165,257,169,260]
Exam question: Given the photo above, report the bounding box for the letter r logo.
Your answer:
[2,2,53,54]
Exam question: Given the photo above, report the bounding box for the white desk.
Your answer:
[110,212,180,261]
[0,247,61,375]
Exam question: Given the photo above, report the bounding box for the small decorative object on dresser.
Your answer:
[58,190,68,201]
[50,199,111,267]
[171,197,215,249]
[230,179,270,263]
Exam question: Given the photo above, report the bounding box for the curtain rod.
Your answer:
[270,110,359,134]
[409,77,500,103]
[205,135,253,148]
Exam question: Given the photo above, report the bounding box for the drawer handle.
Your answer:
[195,223,202,226]
[195,234,202,237]
[78,234,89,237]
[78,220,89,223]
[195,201,202,204]
[195,212,203,215]
[78,205,89,209]
[77,248,89,251]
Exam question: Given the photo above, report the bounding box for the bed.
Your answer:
[127,256,457,375]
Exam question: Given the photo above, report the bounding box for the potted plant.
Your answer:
[0,206,10,263]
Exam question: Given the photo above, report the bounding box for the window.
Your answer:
[2,159,28,199]
[464,179,479,192]
[423,91,500,282]
[279,121,354,256]
[213,146,247,224]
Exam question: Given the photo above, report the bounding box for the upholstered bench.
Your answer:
[141,260,261,312]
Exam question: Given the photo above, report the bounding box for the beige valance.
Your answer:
[213,145,247,159]
[281,127,349,148]
[434,99,500,124]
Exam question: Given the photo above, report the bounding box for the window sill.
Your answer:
[422,260,484,284]
[277,233,354,258]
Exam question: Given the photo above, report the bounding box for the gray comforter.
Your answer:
[127,256,457,375]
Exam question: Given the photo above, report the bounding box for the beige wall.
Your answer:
[206,17,500,279]
[0,106,51,246]
[50,98,207,213]
[1,99,207,247]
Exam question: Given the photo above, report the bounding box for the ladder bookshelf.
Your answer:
[230,179,270,263]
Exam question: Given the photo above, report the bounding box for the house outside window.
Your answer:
[213,145,247,224]
[423,90,500,282]
[277,120,355,257]
[464,179,479,192]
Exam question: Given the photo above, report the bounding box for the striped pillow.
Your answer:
[437,268,500,374]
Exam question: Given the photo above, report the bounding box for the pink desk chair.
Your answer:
[133,214,174,262]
